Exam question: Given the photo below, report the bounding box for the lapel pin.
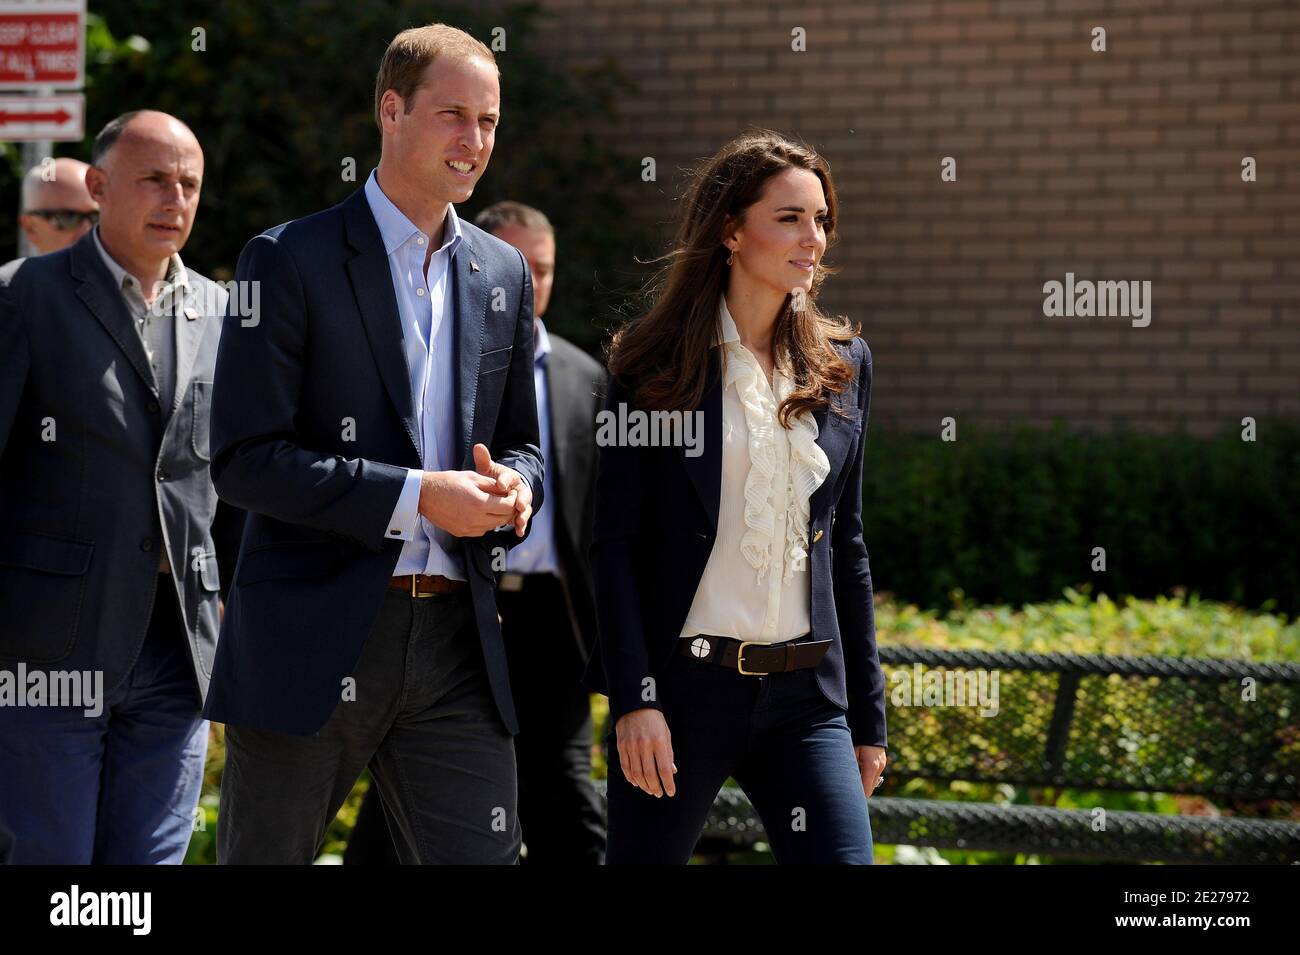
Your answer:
[183,306,199,321]
[470,259,480,272]
[813,529,824,543]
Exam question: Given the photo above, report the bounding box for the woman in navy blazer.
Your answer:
[586,130,887,864]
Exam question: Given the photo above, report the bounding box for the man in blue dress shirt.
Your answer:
[205,25,543,865]
[347,201,607,865]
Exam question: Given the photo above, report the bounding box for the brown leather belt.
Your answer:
[678,634,831,675]
[389,573,467,598]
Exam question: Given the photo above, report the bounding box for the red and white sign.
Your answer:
[0,0,84,91]
[0,91,82,139]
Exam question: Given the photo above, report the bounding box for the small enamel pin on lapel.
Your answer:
[184,306,199,321]
[470,259,480,272]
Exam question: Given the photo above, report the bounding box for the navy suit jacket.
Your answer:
[583,337,887,749]
[204,185,543,736]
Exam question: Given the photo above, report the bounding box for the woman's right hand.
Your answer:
[614,708,678,797]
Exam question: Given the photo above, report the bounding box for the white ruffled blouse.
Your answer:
[679,294,831,644]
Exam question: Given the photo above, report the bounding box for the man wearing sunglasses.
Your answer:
[18,158,98,255]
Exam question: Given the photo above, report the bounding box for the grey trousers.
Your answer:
[216,587,520,864]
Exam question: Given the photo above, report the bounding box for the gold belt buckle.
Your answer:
[735,640,764,676]
[410,575,434,599]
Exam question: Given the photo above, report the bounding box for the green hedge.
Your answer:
[861,419,1300,619]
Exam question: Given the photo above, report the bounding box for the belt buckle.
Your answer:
[735,640,765,676]
[410,575,434,599]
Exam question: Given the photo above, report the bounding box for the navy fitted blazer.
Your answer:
[583,336,887,749]
[204,185,543,736]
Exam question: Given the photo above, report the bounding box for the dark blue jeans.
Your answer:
[0,579,208,864]
[605,645,873,864]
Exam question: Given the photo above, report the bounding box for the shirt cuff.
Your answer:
[386,469,423,542]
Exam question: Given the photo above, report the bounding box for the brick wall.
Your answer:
[521,0,1298,434]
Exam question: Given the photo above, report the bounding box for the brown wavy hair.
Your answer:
[607,129,860,427]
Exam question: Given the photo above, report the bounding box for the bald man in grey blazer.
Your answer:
[0,110,239,863]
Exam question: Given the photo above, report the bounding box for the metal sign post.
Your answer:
[0,0,87,257]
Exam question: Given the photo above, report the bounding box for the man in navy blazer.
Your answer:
[205,24,543,864]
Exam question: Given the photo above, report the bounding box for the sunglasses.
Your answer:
[26,209,99,230]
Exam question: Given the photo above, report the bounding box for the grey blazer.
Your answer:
[0,230,236,701]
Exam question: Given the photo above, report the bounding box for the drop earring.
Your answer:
[726,248,735,266]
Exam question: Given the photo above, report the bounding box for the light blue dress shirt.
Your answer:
[367,169,468,580]
[504,320,559,576]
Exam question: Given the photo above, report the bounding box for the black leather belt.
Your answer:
[678,634,831,675]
